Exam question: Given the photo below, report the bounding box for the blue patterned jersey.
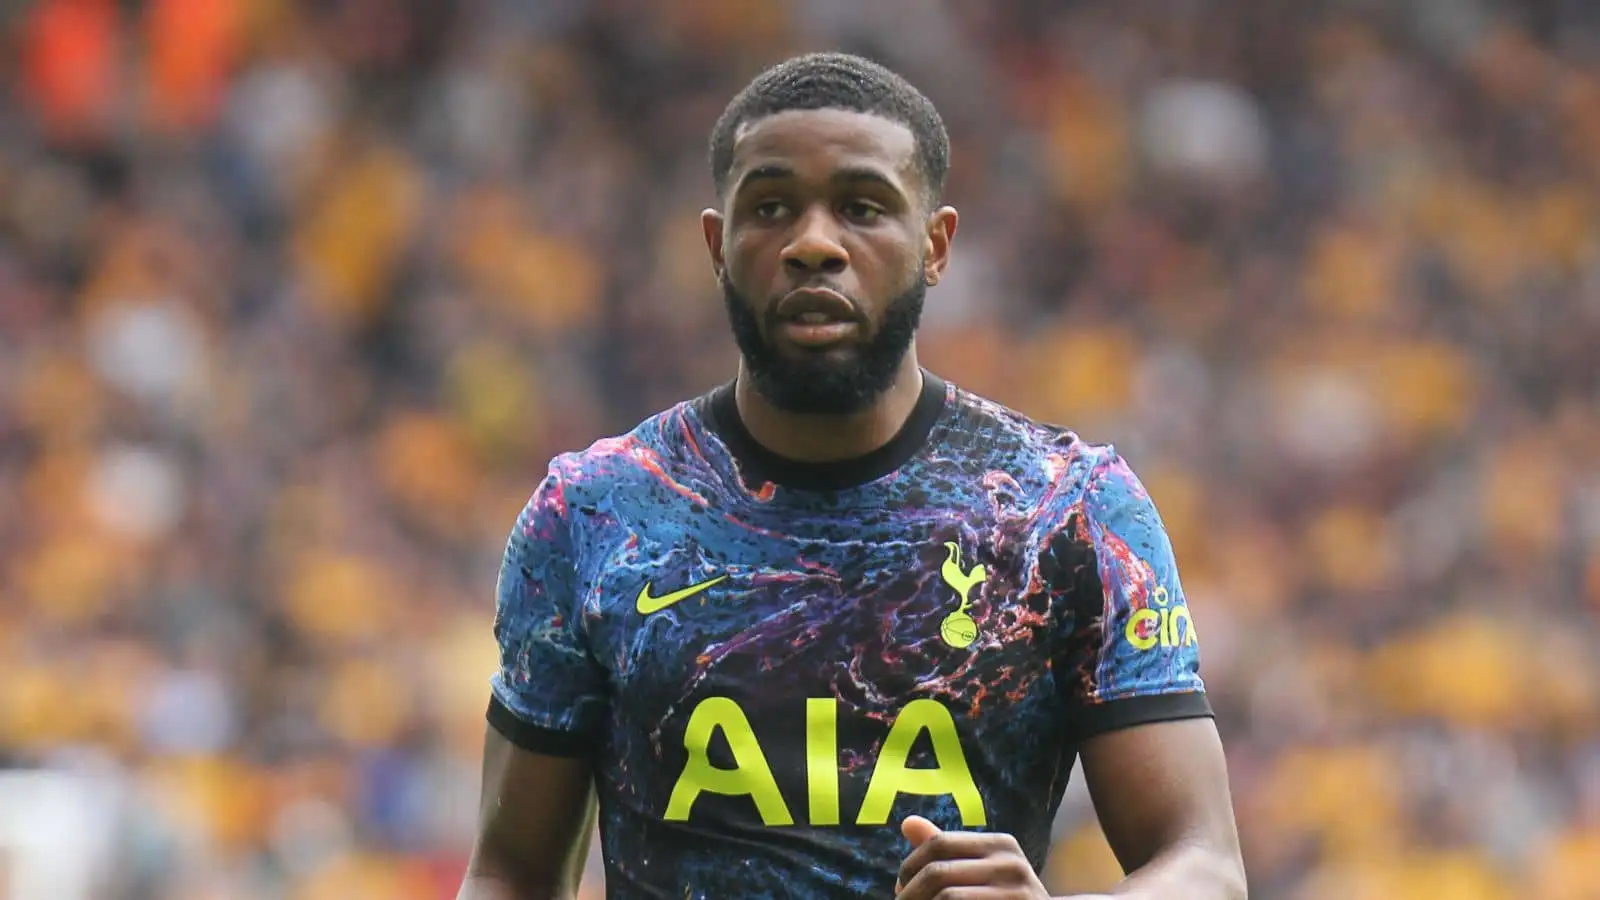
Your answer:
[488,373,1210,899]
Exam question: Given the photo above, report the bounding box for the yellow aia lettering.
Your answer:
[664,698,792,825]
[856,699,986,826]
[663,698,986,827]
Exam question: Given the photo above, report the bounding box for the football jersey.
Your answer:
[488,372,1210,899]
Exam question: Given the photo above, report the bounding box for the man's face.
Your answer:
[703,109,956,415]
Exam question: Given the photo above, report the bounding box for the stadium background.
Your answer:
[1,0,1598,897]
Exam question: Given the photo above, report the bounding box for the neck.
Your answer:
[734,352,925,463]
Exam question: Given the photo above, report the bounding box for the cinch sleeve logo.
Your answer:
[663,697,987,828]
[1124,585,1198,651]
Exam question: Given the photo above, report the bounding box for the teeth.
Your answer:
[797,312,831,324]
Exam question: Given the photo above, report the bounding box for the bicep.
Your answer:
[465,726,598,897]
[1077,717,1239,874]
[1045,455,1240,883]
[466,470,606,897]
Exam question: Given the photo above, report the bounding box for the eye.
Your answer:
[754,201,789,219]
[842,201,883,222]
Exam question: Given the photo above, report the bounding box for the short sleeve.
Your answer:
[1053,452,1212,740]
[487,466,607,756]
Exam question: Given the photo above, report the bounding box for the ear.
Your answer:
[702,208,726,279]
[922,206,958,286]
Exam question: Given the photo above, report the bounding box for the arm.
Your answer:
[1079,719,1244,899]
[458,729,598,900]
[895,724,1244,900]
[1065,452,1244,899]
[459,466,608,899]
[896,451,1243,900]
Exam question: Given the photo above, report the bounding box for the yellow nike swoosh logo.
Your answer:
[636,575,729,614]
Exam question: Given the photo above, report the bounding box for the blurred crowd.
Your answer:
[1,0,1597,898]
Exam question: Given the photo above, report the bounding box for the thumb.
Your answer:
[896,816,944,893]
[901,815,942,847]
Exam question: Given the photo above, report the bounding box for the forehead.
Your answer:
[729,108,919,191]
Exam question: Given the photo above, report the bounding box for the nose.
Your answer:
[780,205,849,276]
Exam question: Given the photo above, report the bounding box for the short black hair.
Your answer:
[709,52,949,207]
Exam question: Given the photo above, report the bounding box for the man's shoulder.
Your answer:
[942,383,1121,478]
[544,397,710,497]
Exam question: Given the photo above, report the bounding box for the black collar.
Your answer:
[704,372,947,492]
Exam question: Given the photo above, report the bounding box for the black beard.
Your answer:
[721,272,925,415]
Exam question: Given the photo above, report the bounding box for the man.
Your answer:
[459,53,1246,900]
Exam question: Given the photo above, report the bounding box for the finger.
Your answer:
[897,831,1022,891]
[896,816,944,891]
[895,858,1015,900]
[902,815,942,847]
[901,887,1015,900]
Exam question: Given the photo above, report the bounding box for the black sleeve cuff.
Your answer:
[487,695,600,758]
[1066,691,1214,743]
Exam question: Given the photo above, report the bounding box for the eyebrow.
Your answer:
[733,164,907,199]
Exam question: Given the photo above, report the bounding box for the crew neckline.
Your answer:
[703,372,947,492]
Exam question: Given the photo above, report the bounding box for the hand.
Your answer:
[894,815,1053,900]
